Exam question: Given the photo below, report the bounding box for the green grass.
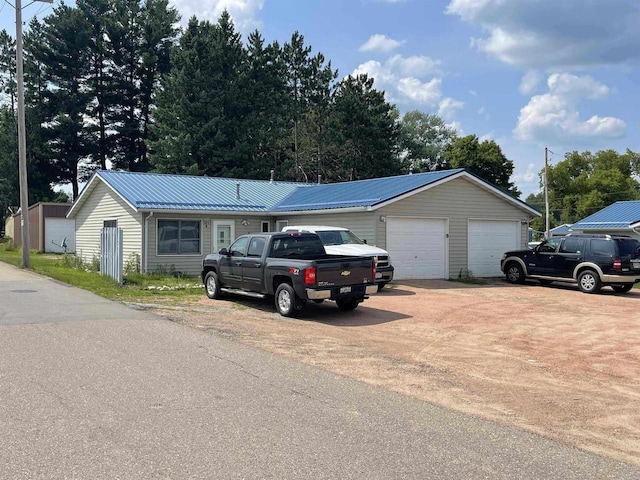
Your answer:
[0,242,203,303]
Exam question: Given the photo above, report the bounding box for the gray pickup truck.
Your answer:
[201,232,378,317]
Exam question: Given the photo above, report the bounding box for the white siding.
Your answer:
[377,177,531,278]
[74,182,142,267]
[44,218,76,253]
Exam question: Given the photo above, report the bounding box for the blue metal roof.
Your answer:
[571,201,640,230]
[96,170,308,212]
[69,168,538,217]
[272,169,465,212]
[550,224,572,235]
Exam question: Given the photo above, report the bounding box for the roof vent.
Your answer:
[270,170,275,183]
[236,182,240,200]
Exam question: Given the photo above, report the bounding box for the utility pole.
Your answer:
[16,0,30,268]
[544,147,550,240]
[13,0,52,268]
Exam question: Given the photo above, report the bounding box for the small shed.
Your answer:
[12,202,74,253]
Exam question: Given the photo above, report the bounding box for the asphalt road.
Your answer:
[1,262,638,479]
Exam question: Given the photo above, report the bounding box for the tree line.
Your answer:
[5,0,635,232]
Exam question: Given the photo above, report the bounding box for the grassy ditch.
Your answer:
[0,239,203,303]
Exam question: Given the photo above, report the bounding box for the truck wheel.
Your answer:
[275,283,302,317]
[578,270,601,294]
[336,298,360,311]
[204,271,223,299]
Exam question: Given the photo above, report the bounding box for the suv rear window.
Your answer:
[615,238,640,256]
[590,239,615,257]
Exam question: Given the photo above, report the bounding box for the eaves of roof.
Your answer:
[67,168,541,219]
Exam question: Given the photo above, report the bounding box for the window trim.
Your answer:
[156,218,202,256]
[276,220,289,232]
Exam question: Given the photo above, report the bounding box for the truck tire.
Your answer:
[275,283,303,317]
[204,271,223,299]
[336,298,360,311]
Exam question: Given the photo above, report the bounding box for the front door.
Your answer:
[213,221,235,254]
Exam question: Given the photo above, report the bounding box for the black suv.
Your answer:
[501,234,640,293]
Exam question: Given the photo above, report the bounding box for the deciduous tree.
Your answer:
[444,134,520,197]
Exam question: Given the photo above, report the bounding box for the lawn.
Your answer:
[0,240,203,303]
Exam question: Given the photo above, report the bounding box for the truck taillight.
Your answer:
[613,258,622,270]
[304,266,316,285]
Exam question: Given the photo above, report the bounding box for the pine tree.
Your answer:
[150,13,246,177]
[0,30,16,114]
[329,74,401,181]
[33,4,94,199]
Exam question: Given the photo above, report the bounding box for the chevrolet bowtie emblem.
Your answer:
[341,270,351,276]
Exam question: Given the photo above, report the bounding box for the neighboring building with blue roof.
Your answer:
[67,169,540,279]
[549,224,573,237]
[570,201,640,239]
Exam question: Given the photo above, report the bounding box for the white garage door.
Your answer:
[387,217,446,279]
[468,219,519,277]
[45,218,76,253]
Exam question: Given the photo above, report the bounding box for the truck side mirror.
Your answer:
[219,247,229,255]
[363,239,367,244]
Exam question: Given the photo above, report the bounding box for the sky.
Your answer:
[2,0,640,199]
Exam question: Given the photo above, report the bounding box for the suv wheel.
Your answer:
[612,284,633,293]
[505,262,525,284]
[578,270,601,294]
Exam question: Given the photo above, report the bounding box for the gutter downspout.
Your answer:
[144,212,154,273]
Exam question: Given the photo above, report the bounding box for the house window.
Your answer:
[103,220,117,228]
[157,219,201,255]
[276,220,288,232]
[261,221,270,233]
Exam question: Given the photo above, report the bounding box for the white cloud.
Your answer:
[511,162,540,197]
[438,97,464,120]
[397,77,442,104]
[359,34,405,53]
[353,60,396,85]
[170,0,264,33]
[519,71,542,96]
[386,54,441,76]
[352,55,459,112]
[514,73,626,142]
[447,0,640,69]
[546,73,609,99]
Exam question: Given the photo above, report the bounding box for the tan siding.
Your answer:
[146,214,270,275]
[74,182,142,267]
[378,177,532,278]
[276,212,378,245]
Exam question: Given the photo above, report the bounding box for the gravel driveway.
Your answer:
[149,278,640,467]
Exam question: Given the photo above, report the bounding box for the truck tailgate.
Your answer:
[315,257,374,288]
